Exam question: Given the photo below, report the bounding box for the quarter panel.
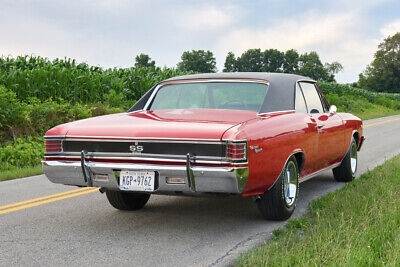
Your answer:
[224,112,319,196]
[338,113,363,152]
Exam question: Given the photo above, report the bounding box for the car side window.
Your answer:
[315,84,330,112]
[295,83,308,113]
[299,82,324,114]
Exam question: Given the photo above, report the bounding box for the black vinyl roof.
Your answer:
[129,72,315,113]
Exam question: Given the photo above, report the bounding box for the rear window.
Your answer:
[149,82,268,111]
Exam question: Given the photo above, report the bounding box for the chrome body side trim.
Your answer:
[299,162,341,183]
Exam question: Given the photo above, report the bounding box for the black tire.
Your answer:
[257,155,299,220]
[106,190,150,211]
[333,138,357,182]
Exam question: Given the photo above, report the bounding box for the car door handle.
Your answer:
[317,124,324,129]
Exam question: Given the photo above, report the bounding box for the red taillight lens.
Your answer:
[226,142,247,161]
[45,140,62,152]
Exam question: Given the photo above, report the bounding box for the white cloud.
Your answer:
[175,5,235,32]
[0,13,140,68]
[217,13,354,53]
[380,19,400,37]
[215,12,380,82]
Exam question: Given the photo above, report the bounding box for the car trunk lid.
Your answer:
[63,109,257,140]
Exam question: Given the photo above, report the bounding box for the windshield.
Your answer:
[149,82,268,111]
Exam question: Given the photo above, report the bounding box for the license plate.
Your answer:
[119,171,155,192]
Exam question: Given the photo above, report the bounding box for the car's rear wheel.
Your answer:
[106,190,150,211]
[333,137,357,182]
[257,155,299,220]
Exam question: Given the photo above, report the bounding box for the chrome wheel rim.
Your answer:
[350,142,357,174]
[284,161,298,207]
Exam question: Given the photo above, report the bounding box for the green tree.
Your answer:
[135,53,155,68]
[177,50,216,73]
[235,49,264,72]
[223,52,237,72]
[325,62,343,82]
[263,49,284,72]
[221,49,342,81]
[359,32,400,93]
[297,51,329,81]
[283,49,299,73]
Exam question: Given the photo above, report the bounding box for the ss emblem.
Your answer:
[129,143,144,153]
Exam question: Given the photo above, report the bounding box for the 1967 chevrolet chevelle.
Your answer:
[42,73,365,220]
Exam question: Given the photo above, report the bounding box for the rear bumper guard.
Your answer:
[186,153,196,191]
[81,150,93,187]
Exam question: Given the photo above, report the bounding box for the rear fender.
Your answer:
[265,149,305,191]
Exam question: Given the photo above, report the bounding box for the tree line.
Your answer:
[135,49,342,82]
[223,49,342,82]
[136,32,400,92]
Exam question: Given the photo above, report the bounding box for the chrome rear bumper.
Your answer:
[42,160,249,194]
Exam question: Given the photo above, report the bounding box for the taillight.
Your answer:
[226,141,247,161]
[45,140,62,152]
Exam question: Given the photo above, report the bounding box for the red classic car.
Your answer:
[42,73,364,220]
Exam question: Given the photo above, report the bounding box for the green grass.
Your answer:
[0,165,42,182]
[350,104,400,120]
[321,82,400,120]
[354,109,400,120]
[237,155,400,266]
[325,93,400,120]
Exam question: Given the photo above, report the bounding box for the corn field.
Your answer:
[2,55,399,105]
[0,56,189,103]
[319,82,400,102]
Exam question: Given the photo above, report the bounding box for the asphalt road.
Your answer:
[1,114,400,266]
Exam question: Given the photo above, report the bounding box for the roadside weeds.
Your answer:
[236,155,400,266]
[0,165,42,182]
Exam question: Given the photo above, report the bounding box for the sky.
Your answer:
[1,0,400,83]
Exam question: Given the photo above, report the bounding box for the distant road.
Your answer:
[1,115,400,266]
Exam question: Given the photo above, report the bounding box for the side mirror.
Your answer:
[329,105,337,115]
